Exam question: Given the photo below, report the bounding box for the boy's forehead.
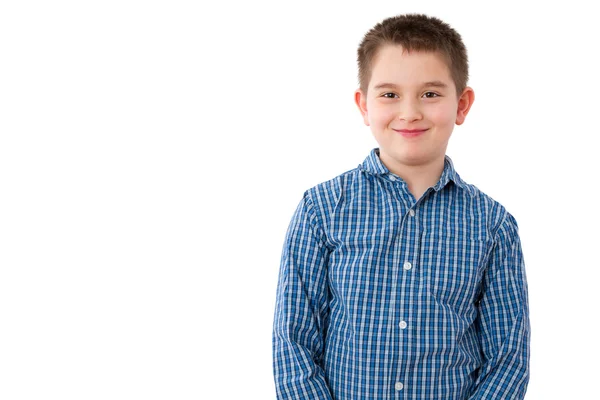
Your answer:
[370,45,453,89]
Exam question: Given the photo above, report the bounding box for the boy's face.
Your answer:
[355,45,474,171]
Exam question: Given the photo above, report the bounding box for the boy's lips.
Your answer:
[393,128,428,138]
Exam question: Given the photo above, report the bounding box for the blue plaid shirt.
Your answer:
[273,149,530,399]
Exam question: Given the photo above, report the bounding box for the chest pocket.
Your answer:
[419,232,488,312]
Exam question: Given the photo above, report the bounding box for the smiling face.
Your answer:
[355,44,474,171]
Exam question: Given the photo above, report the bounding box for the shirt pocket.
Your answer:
[419,232,487,312]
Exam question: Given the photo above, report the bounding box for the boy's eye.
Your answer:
[381,92,440,99]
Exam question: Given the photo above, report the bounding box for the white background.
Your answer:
[1,1,598,399]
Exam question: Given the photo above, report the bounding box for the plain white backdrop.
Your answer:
[1,1,598,399]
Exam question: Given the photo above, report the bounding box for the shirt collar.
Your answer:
[359,148,471,194]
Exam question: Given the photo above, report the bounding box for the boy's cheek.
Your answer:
[369,110,395,128]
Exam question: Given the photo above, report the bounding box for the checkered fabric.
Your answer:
[273,149,530,399]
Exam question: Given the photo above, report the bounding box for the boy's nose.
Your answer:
[396,101,423,122]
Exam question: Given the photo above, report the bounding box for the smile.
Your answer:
[393,129,428,138]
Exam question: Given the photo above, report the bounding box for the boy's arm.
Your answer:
[469,212,530,399]
[273,192,333,400]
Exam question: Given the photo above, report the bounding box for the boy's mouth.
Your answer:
[393,128,428,138]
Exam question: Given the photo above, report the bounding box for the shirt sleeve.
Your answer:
[272,191,333,399]
[469,211,531,399]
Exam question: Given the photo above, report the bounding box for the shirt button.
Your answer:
[403,261,412,271]
[409,209,415,217]
[399,321,408,329]
[389,176,396,181]
[395,382,404,391]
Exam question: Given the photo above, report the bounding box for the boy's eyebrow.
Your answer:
[373,81,449,90]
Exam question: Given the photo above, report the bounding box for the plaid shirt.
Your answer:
[273,149,530,399]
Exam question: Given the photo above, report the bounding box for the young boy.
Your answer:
[273,13,529,400]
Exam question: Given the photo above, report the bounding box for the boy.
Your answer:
[273,13,530,400]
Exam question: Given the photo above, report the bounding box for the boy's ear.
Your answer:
[354,89,370,126]
[456,86,475,125]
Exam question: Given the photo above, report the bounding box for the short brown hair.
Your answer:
[357,13,469,98]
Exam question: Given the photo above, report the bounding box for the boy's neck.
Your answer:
[379,152,446,201]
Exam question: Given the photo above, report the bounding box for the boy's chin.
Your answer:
[380,148,443,167]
